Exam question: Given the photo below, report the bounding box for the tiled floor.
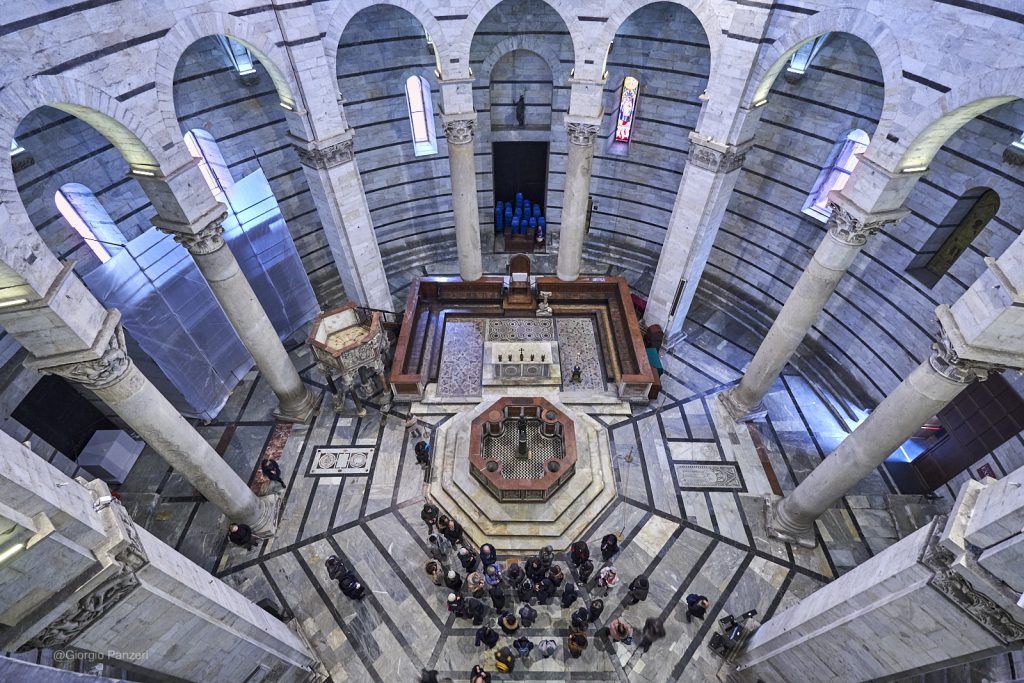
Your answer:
[31,310,975,681]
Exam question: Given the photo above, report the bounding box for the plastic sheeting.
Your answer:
[84,169,319,419]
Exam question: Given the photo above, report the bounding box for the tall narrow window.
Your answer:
[908,188,1000,287]
[10,138,25,156]
[787,34,830,76]
[614,77,640,144]
[405,75,437,156]
[55,183,126,265]
[803,129,869,221]
[184,129,234,202]
[217,36,257,76]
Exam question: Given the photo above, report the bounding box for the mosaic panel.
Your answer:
[482,421,564,480]
[436,319,485,397]
[485,318,554,342]
[555,317,606,391]
[308,446,375,475]
[675,462,743,490]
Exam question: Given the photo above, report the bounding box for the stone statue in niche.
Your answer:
[516,93,526,127]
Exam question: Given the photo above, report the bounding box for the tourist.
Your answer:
[518,578,535,604]
[474,624,500,649]
[469,664,491,683]
[419,669,440,683]
[437,514,451,536]
[498,611,519,636]
[494,645,515,673]
[561,581,579,608]
[325,555,345,582]
[570,606,589,633]
[466,570,486,597]
[512,636,534,659]
[525,557,545,582]
[537,638,558,659]
[577,558,595,584]
[338,569,366,600]
[425,559,444,587]
[626,576,650,605]
[421,503,439,534]
[458,546,480,573]
[505,561,525,588]
[567,632,588,658]
[489,583,506,611]
[446,593,463,615]
[261,459,286,489]
[464,596,487,626]
[479,543,497,566]
[608,618,634,645]
[518,603,538,628]
[587,598,604,623]
[569,540,590,567]
[537,577,556,604]
[639,617,666,653]
[686,594,710,623]
[600,533,619,561]
[597,566,618,595]
[538,544,554,570]
[444,569,463,593]
[227,523,259,551]
[442,517,465,548]
[547,564,565,588]
[427,535,448,564]
[414,440,432,468]
[483,563,503,587]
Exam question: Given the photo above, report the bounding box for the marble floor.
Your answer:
[17,306,1014,682]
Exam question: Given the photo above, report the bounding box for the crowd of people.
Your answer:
[416,501,711,680]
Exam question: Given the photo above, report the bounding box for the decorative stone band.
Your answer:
[22,495,149,651]
[929,335,1003,384]
[688,141,747,174]
[294,138,355,170]
[567,122,599,146]
[920,517,1024,643]
[442,118,476,145]
[170,221,226,256]
[826,203,899,246]
[45,323,132,391]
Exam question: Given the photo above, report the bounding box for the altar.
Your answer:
[482,340,561,386]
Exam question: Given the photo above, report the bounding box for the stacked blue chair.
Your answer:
[495,201,504,231]
[532,204,541,218]
[504,205,513,228]
[511,217,520,234]
[523,199,531,216]
[529,216,537,231]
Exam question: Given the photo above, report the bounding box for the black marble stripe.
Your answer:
[276,33,325,48]
[115,82,155,102]
[722,30,773,44]
[901,70,951,93]
[0,0,122,36]
[434,14,468,21]
[932,0,1024,24]
[37,29,170,75]
[615,33,710,50]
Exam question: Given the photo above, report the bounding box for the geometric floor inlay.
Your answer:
[675,462,743,490]
[308,446,375,475]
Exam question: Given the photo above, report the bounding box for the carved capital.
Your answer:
[46,324,131,391]
[688,142,747,174]
[921,518,1024,643]
[567,122,599,146]
[929,335,1002,384]
[294,138,355,170]
[171,221,226,256]
[442,118,475,145]
[826,203,895,246]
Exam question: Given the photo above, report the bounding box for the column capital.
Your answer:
[27,312,133,392]
[825,201,905,246]
[442,117,476,145]
[169,220,226,256]
[687,132,753,173]
[566,121,600,146]
[292,135,355,170]
[928,334,1003,384]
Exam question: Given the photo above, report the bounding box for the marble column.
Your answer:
[26,313,276,531]
[719,202,904,421]
[557,122,600,281]
[442,116,482,281]
[645,132,753,340]
[165,217,318,423]
[767,333,999,546]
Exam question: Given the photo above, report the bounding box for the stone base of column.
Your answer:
[272,386,321,424]
[717,389,767,423]
[251,491,285,536]
[764,495,817,549]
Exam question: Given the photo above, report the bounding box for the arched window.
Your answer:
[908,188,1000,287]
[610,76,640,151]
[803,129,869,221]
[184,129,234,201]
[405,75,437,156]
[54,183,125,265]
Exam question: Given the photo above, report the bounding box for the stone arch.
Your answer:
[456,0,578,74]
[745,7,903,140]
[323,0,451,79]
[599,0,722,75]
[477,38,564,89]
[894,67,1024,172]
[154,12,301,145]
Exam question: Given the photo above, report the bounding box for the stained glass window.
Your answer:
[405,75,437,156]
[614,76,640,144]
[802,129,869,221]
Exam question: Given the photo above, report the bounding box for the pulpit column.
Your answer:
[557,122,600,281]
[443,115,483,281]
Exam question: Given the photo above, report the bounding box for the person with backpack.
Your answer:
[570,606,590,633]
[537,638,558,658]
[561,581,579,608]
[567,632,588,658]
[512,636,534,659]
[494,646,515,673]
[626,575,649,605]
[474,624,500,649]
[577,558,595,584]
[600,533,619,561]
[498,611,519,636]
[686,593,710,623]
[325,555,345,582]
[338,570,366,600]
[538,544,554,570]
[587,598,604,624]
[261,459,286,489]
[518,603,538,628]
[569,540,590,567]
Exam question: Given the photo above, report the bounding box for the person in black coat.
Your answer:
[685,594,710,623]
[538,545,554,570]
[600,533,619,561]
[570,606,590,633]
[626,576,650,605]
[489,584,506,611]
[639,617,666,653]
[518,604,538,628]
[442,518,465,548]
[577,558,595,584]
[261,459,286,489]
[505,562,524,589]
[525,557,545,582]
[464,596,487,626]
[227,523,259,551]
[479,543,497,566]
[569,540,590,567]
[445,569,463,593]
[518,578,535,604]
[498,611,519,636]
[547,564,565,588]
[537,577,556,605]
[458,547,480,573]
[474,625,500,649]
[470,664,491,683]
[447,593,463,616]
[325,555,345,582]
[587,598,604,623]
[494,645,515,674]
[421,503,439,534]
[561,581,579,609]
[339,570,366,600]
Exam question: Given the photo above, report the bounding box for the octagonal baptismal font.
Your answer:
[429,395,616,552]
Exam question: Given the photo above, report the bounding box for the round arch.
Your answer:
[599,0,721,74]
[456,0,578,75]
[477,38,563,89]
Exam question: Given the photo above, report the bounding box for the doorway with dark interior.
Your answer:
[492,141,549,253]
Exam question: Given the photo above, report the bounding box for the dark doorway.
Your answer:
[492,141,548,210]
[12,375,117,459]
